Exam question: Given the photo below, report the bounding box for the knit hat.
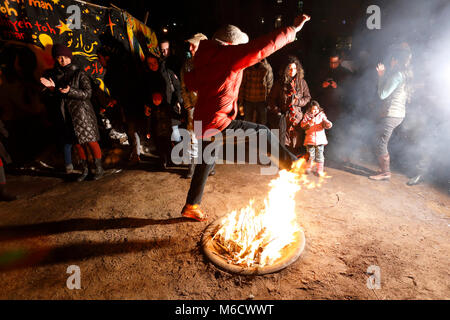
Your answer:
[186,33,208,46]
[51,44,72,59]
[213,25,249,45]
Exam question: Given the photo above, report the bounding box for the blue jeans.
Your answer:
[134,132,141,156]
[63,144,72,166]
[171,125,182,143]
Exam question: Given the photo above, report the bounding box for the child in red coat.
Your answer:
[301,101,332,175]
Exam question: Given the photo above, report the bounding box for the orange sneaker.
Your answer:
[181,204,208,221]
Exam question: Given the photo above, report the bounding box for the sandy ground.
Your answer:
[0,160,449,300]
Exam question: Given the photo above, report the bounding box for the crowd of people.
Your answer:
[0,12,436,216]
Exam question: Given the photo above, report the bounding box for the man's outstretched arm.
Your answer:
[229,14,311,72]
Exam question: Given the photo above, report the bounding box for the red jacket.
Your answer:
[185,27,297,138]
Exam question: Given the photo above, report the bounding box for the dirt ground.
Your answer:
[0,159,449,300]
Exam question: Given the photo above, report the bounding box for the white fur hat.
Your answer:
[213,25,249,45]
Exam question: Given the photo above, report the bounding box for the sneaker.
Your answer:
[181,204,208,221]
[65,164,74,174]
[406,174,423,186]
[369,172,391,181]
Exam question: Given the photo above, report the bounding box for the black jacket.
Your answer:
[43,64,100,144]
[160,60,184,124]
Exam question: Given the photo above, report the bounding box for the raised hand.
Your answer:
[40,77,55,89]
[293,14,311,32]
[376,63,385,77]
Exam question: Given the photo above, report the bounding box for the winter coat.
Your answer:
[301,111,332,146]
[43,64,100,144]
[160,60,184,125]
[268,77,311,147]
[184,27,297,138]
[377,71,407,118]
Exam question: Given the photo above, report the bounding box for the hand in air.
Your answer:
[376,63,385,77]
[293,14,311,32]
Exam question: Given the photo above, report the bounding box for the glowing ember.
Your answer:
[212,158,330,268]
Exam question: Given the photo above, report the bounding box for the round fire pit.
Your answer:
[201,218,306,275]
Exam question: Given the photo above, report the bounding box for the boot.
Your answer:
[65,163,74,174]
[305,159,314,174]
[0,184,17,201]
[369,154,391,181]
[407,174,424,186]
[93,158,104,180]
[77,160,89,182]
[316,162,324,176]
[185,161,195,179]
[181,204,208,221]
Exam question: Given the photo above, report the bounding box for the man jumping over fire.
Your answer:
[181,13,311,222]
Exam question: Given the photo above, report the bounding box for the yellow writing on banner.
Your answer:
[1,0,54,17]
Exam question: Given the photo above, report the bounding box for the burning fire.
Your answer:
[212,158,329,268]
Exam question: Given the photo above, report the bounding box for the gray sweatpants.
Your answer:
[375,117,404,156]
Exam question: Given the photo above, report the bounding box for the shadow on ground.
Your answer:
[0,239,173,272]
[0,217,193,242]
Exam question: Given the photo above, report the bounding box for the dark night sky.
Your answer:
[90,0,370,40]
[85,0,447,79]
[87,0,377,73]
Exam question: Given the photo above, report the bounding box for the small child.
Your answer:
[300,100,332,175]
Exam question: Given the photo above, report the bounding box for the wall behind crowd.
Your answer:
[0,0,158,164]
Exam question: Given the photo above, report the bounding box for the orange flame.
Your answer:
[212,158,330,267]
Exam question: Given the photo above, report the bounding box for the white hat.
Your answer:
[213,25,249,45]
[186,33,208,46]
